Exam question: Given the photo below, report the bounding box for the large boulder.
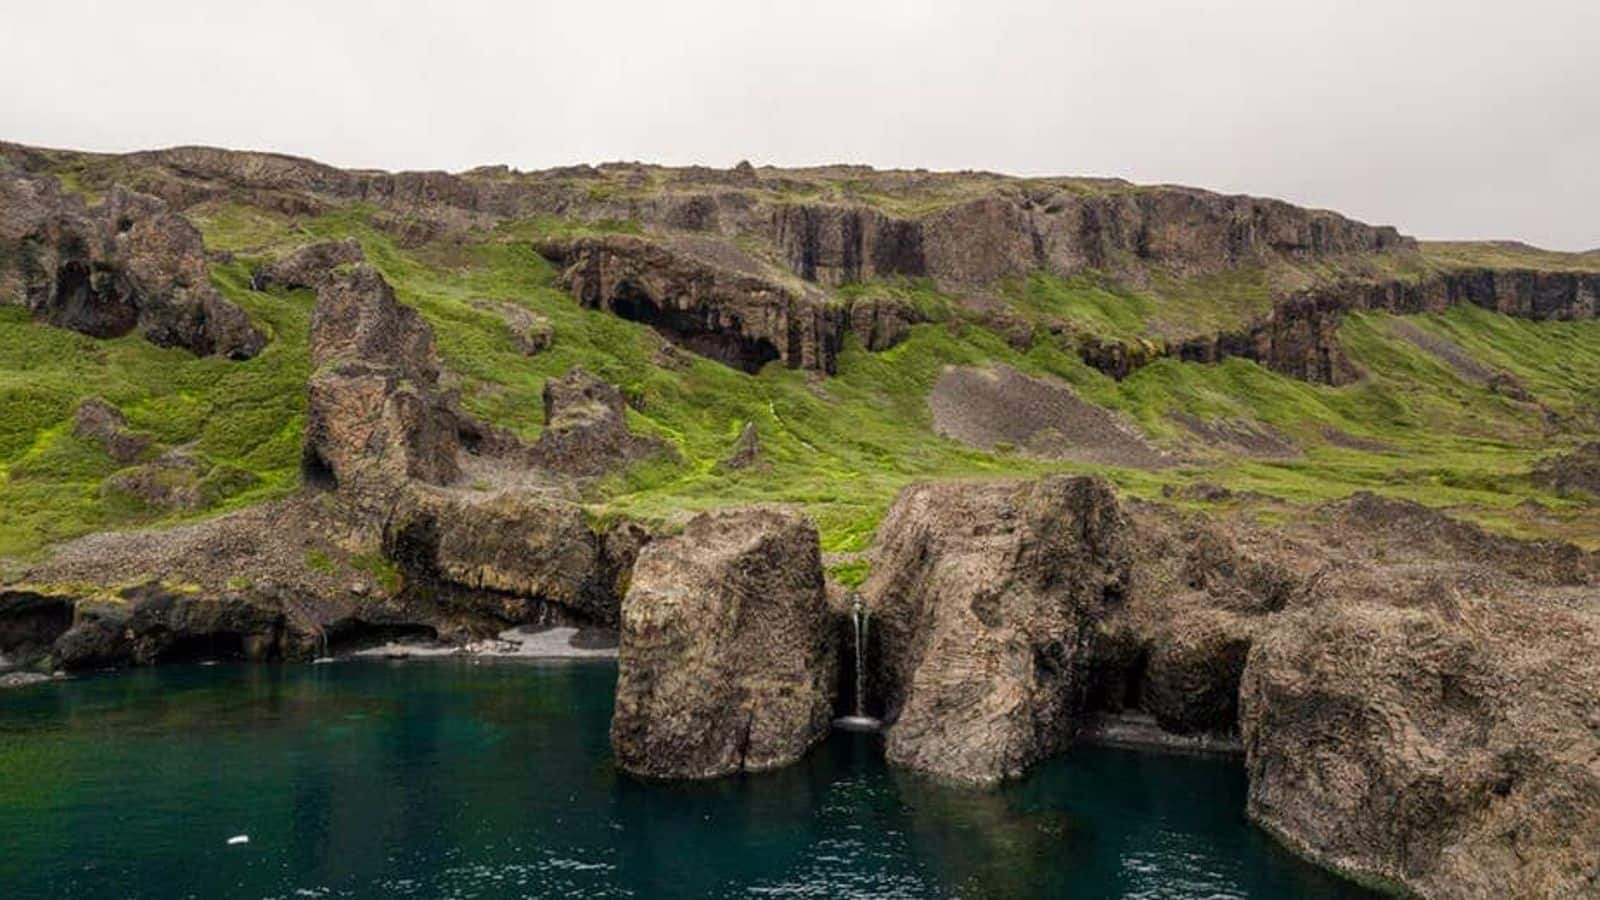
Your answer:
[384,485,631,626]
[611,508,837,779]
[1241,582,1600,899]
[0,172,263,358]
[863,476,1131,784]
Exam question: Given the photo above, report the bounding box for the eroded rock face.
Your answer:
[538,235,846,373]
[384,485,621,625]
[0,172,263,358]
[1152,269,1600,386]
[611,509,836,779]
[847,296,924,351]
[863,476,1131,784]
[302,264,469,505]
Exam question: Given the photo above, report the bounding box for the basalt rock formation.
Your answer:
[611,508,837,779]
[250,237,365,291]
[301,263,476,507]
[531,368,667,477]
[862,476,1131,784]
[1240,494,1600,899]
[0,170,263,358]
[537,234,845,373]
[1111,269,1600,386]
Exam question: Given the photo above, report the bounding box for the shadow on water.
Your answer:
[0,661,1377,899]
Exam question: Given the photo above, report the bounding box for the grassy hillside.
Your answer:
[2,198,1598,573]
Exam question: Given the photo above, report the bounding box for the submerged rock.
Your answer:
[863,476,1131,784]
[611,508,837,779]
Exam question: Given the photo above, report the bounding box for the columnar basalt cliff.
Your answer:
[1171,268,1600,385]
[537,234,846,373]
[0,170,263,358]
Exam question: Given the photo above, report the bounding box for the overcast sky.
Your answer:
[3,1,1595,249]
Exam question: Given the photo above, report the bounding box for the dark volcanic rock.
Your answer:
[0,172,263,358]
[538,235,846,373]
[531,368,666,477]
[250,237,364,291]
[1154,269,1600,386]
[611,508,837,779]
[863,476,1131,784]
[384,485,619,625]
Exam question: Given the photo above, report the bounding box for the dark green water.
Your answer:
[0,660,1374,899]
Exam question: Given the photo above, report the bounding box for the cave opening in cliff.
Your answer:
[50,258,137,338]
[157,631,249,663]
[0,595,75,663]
[326,622,439,655]
[609,281,781,374]
[300,445,338,492]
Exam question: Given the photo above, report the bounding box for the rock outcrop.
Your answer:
[0,171,263,358]
[1233,494,1600,899]
[384,485,633,626]
[73,397,152,463]
[847,295,925,351]
[862,476,1131,784]
[250,237,364,291]
[531,368,665,477]
[1090,268,1600,386]
[768,188,1408,288]
[611,509,837,779]
[301,264,473,506]
[538,234,846,373]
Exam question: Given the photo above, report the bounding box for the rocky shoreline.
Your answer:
[2,152,1597,900]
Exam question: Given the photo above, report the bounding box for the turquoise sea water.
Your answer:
[0,660,1374,899]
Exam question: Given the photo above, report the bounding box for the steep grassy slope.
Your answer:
[2,180,1597,570]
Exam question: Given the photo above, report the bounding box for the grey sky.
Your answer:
[4,0,1595,249]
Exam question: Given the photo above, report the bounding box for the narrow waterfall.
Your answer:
[834,593,882,732]
[853,597,868,717]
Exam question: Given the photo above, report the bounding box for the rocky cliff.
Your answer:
[0,170,263,358]
[862,476,1131,784]
[611,508,837,778]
